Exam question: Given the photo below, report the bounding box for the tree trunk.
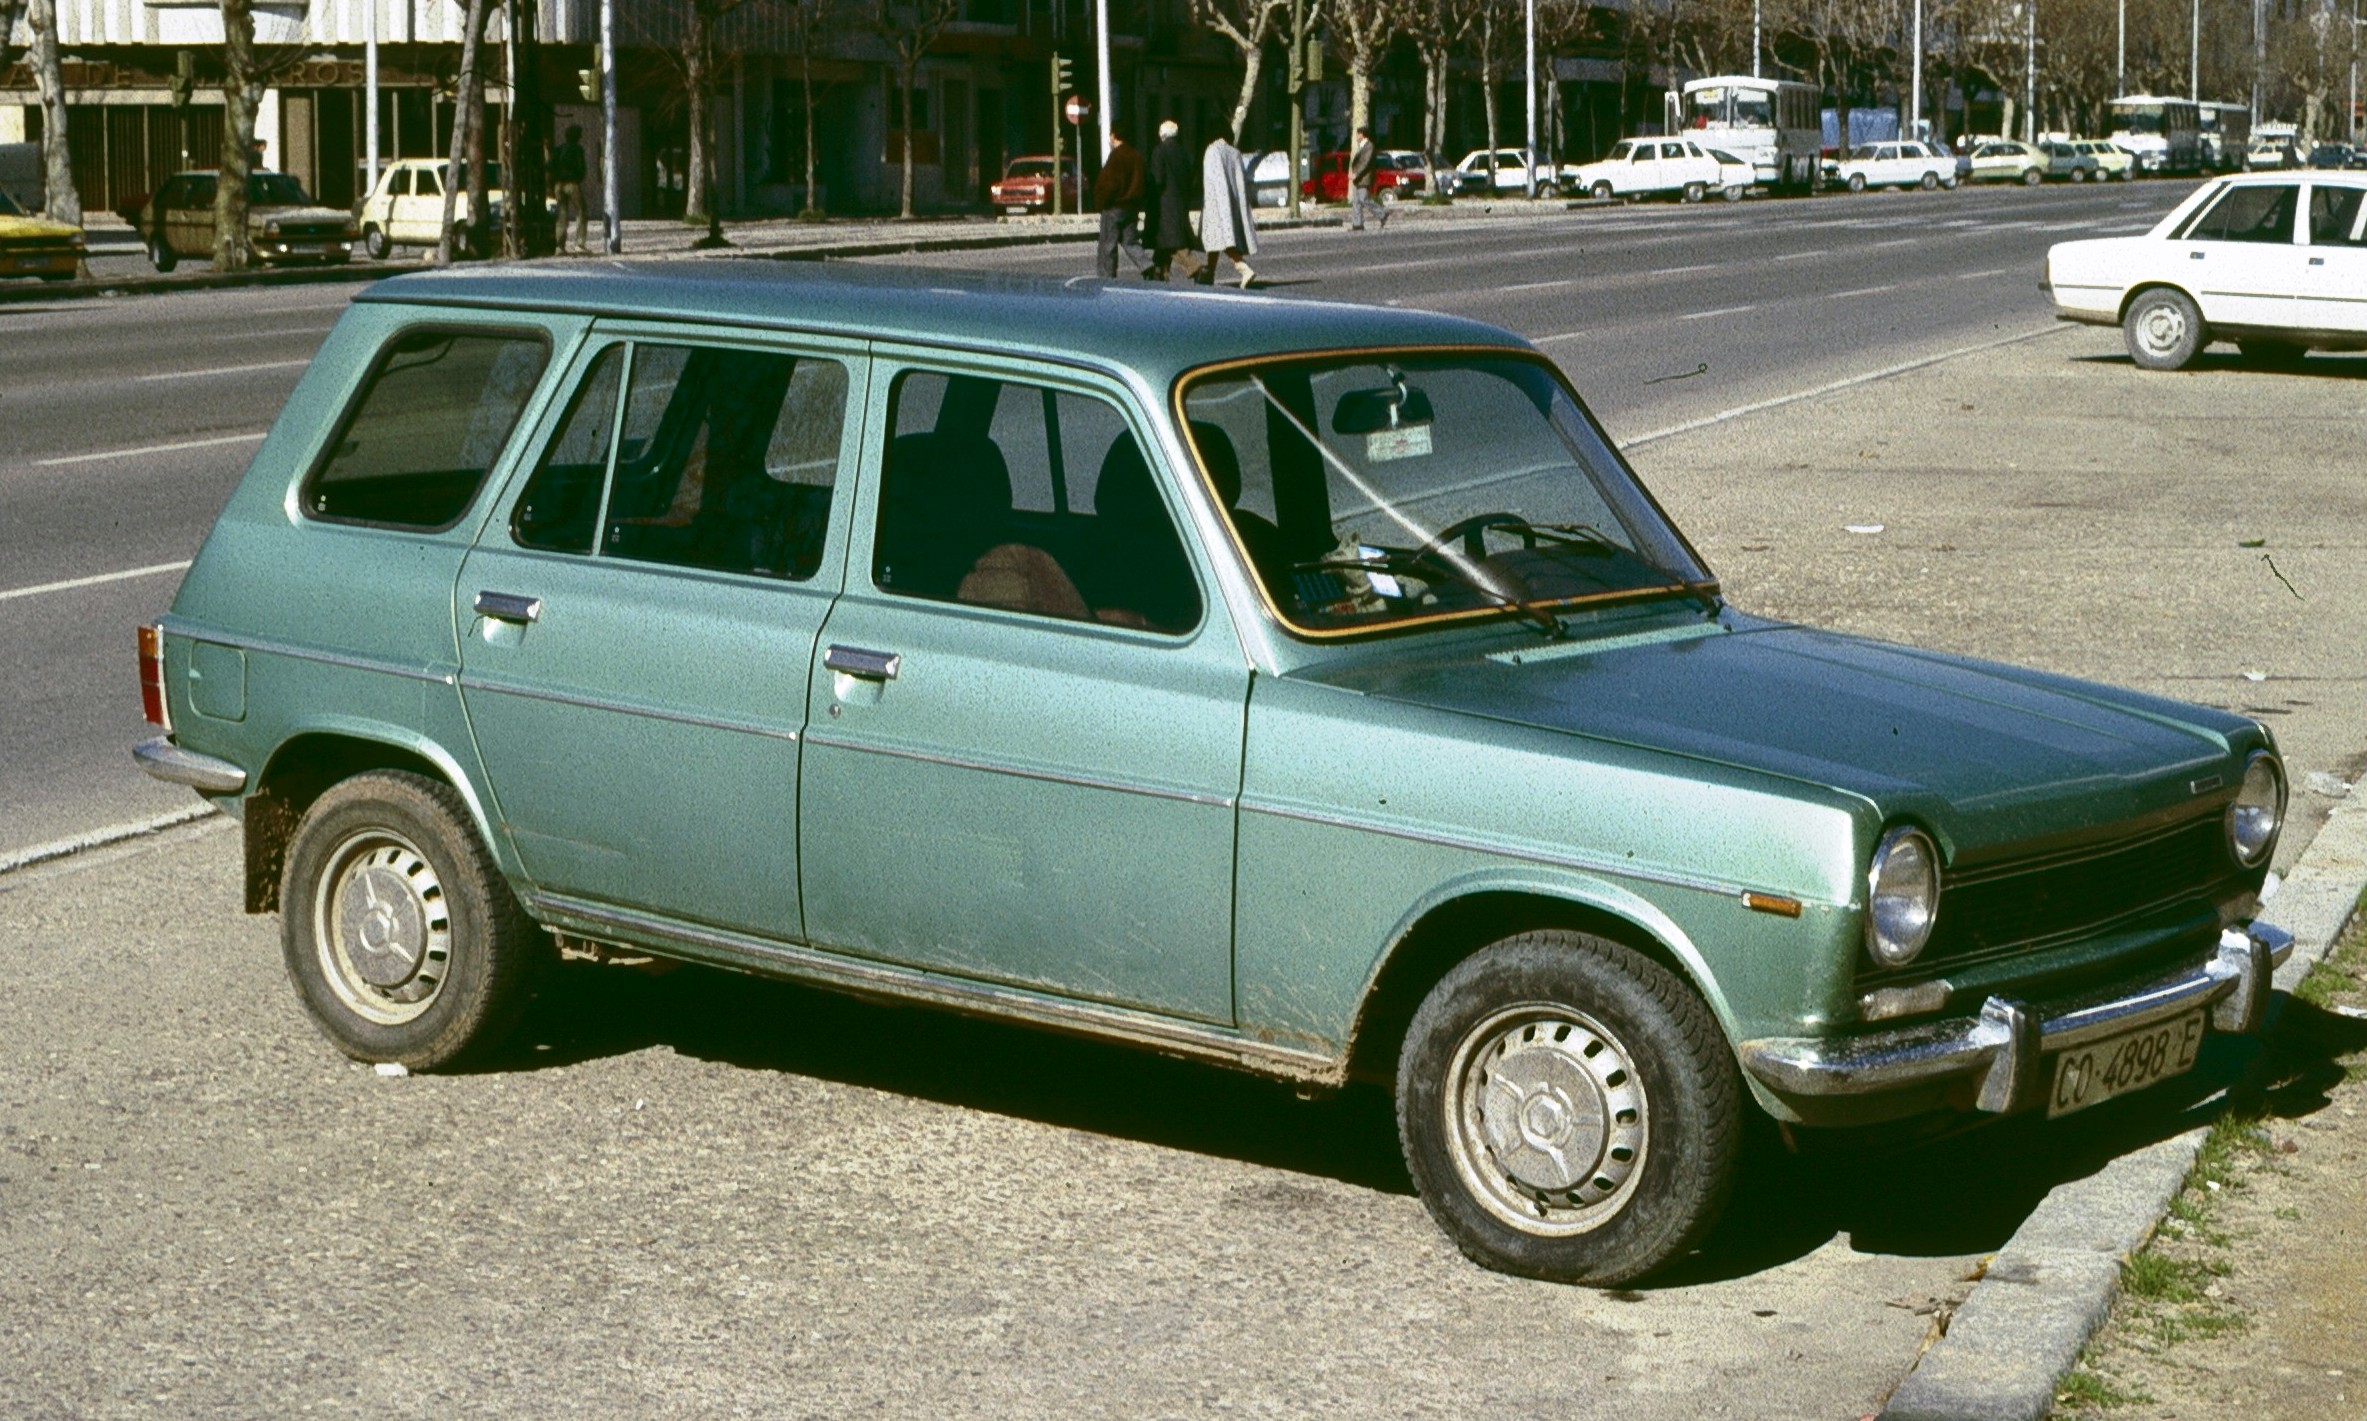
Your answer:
[801,48,821,215]
[1420,46,1445,187]
[1230,44,1262,142]
[1349,54,1371,147]
[25,0,78,224]
[898,56,917,218]
[686,5,712,221]
[214,0,259,271]
[436,0,488,263]
[0,0,27,97]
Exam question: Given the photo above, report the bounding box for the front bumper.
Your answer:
[1738,921,2293,1114]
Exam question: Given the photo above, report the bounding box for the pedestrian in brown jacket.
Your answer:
[1093,134,1153,278]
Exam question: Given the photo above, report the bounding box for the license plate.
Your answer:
[1005,205,1030,215]
[2046,1010,2205,1118]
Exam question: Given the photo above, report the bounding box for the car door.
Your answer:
[395,165,440,243]
[454,325,866,939]
[1621,143,1658,193]
[2298,179,2367,332]
[171,175,216,257]
[798,352,1247,1024]
[2175,180,2306,328]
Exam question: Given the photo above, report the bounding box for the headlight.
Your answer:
[1865,826,1941,968]
[264,218,281,237]
[2227,752,2283,866]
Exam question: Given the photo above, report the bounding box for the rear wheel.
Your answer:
[280,770,547,1069]
[2123,287,2208,370]
[147,235,178,273]
[2022,166,2044,186]
[2072,167,2090,182]
[1536,180,1561,200]
[1397,931,1741,1286]
[1722,184,1746,202]
[1590,180,1613,201]
[1681,182,1706,203]
[362,224,391,260]
[1920,171,1939,190]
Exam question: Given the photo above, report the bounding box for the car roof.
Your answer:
[2212,169,2365,184]
[355,261,1529,386]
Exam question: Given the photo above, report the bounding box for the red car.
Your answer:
[989,155,1083,214]
[1299,151,1427,204]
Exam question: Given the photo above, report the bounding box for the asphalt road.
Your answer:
[0,180,2182,861]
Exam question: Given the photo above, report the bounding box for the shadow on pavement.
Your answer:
[2070,349,2367,378]
[498,956,2358,1286]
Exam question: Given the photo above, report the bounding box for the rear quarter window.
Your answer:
[302,327,550,531]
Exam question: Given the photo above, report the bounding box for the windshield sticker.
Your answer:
[1367,425,1432,462]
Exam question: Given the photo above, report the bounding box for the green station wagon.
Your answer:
[136,263,2293,1285]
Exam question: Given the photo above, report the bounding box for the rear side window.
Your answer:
[304,328,549,530]
[2309,185,2367,246]
[2182,184,2298,243]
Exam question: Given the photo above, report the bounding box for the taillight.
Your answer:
[138,623,169,729]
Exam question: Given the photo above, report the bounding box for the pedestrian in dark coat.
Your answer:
[1092,133,1152,277]
[1145,119,1200,280]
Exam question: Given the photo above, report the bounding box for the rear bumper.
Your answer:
[1738,921,2292,1113]
[134,736,247,795]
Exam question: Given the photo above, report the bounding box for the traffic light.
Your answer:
[1304,32,1324,84]
[169,50,195,112]
[1051,53,1072,97]
[578,45,602,103]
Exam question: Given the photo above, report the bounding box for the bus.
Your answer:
[2197,102,2250,171]
[1673,76,1822,192]
[2105,95,2201,175]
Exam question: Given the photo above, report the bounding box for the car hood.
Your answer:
[0,212,83,244]
[1299,614,2249,855]
[249,204,353,225]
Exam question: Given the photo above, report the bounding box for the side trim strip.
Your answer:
[1242,798,1789,903]
[457,674,801,742]
[529,892,1344,1086]
[801,732,1235,808]
[158,619,455,686]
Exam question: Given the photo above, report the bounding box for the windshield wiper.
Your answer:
[1306,549,1567,641]
[1465,516,1722,618]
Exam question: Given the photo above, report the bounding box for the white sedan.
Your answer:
[2046,171,2367,369]
[1831,140,1959,192]
[1570,138,1727,202]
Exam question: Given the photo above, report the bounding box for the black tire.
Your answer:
[2022,166,2044,186]
[1846,173,1867,192]
[2123,286,2208,370]
[1590,181,1613,201]
[148,235,178,273]
[1536,181,1560,200]
[1682,182,1706,203]
[362,224,391,260]
[280,770,546,1069]
[2237,339,2309,368]
[1396,930,1741,1286]
[1920,171,1939,190]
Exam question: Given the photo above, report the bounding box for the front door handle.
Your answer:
[824,644,902,680]
[473,590,543,624]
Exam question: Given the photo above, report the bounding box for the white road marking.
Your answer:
[1830,284,1897,298]
[1957,266,2022,280]
[1679,304,1756,320]
[1775,248,1830,261]
[1656,263,1722,275]
[1863,238,1918,249]
[1621,325,2069,449]
[33,431,266,467]
[1503,278,1574,291]
[0,804,223,877]
[0,560,193,603]
[135,358,311,383]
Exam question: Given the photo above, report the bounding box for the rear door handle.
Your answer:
[824,644,902,680]
[473,590,543,624]
[2311,256,2326,266]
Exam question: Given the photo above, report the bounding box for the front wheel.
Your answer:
[1536,181,1560,200]
[1846,173,1867,192]
[1920,171,1939,190]
[2123,287,2208,370]
[2072,167,2090,183]
[1397,931,1742,1286]
[280,770,547,1069]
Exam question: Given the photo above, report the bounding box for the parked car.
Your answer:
[2247,137,2298,170]
[1830,139,1959,191]
[2041,139,2102,181]
[136,261,2294,1288]
[355,158,506,258]
[2072,139,2135,180]
[1300,150,1426,204]
[1245,149,1305,207]
[988,155,1081,214]
[1569,138,1727,201]
[2307,143,2353,170]
[1450,147,1575,197]
[1704,147,1757,200]
[0,184,83,281]
[121,170,355,272]
[2048,170,2367,369]
[1967,140,2052,184]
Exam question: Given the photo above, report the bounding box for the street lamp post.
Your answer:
[1523,0,1537,196]
[1753,0,1761,78]
[1911,0,1923,142]
[2191,0,2200,102]
[601,0,619,252]
[2025,0,2037,142]
[1095,0,1112,158]
[2117,0,2125,95]
[365,0,379,196]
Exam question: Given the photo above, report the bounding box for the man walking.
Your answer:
[550,124,588,254]
[1144,119,1199,280]
[1349,125,1388,231]
[1092,131,1152,278]
[1195,129,1258,288]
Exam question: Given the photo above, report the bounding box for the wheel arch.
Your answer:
[2117,279,2202,324]
[241,725,503,914]
[1341,873,1736,1086]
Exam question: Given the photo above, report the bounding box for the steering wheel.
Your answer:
[1417,513,1538,564]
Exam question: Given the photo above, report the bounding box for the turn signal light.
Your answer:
[138,623,169,729]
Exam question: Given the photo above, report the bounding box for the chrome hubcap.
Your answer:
[1445,1005,1648,1236]
[315,831,450,1025]
[2137,303,2187,355]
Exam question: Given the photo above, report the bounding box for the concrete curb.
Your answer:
[1878,792,2367,1421]
[0,803,221,878]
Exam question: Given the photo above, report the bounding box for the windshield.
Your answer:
[1179,354,1713,636]
[1008,159,1053,177]
[2114,108,2166,135]
[249,173,314,205]
[0,188,22,217]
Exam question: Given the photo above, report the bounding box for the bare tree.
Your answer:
[1327,0,1400,147]
[1190,0,1294,141]
[0,0,27,83]
[1405,0,1474,182]
[868,0,960,218]
[785,0,850,216]
[436,0,493,264]
[1471,0,1518,183]
[211,0,262,269]
[684,0,751,223]
[23,0,76,223]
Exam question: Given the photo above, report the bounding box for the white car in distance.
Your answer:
[1831,140,1959,192]
[1570,138,1728,202]
[2046,171,2367,369]
[355,158,505,259]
